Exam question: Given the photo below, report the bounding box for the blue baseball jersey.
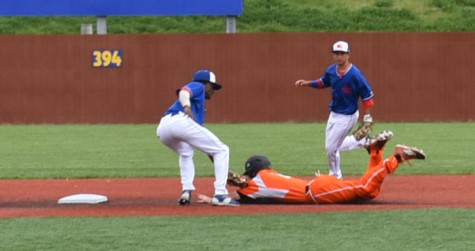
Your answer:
[312,64,374,115]
[164,81,207,125]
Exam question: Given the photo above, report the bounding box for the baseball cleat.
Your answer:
[365,130,394,152]
[211,195,240,207]
[177,190,192,205]
[394,144,426,165]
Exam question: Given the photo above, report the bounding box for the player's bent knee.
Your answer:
[209,144,229,157]
[178,150,194,157]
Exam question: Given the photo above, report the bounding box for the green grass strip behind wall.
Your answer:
[0,0,474,34]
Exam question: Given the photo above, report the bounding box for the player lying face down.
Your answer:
[217,131,426,205]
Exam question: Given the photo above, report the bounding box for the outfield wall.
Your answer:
[0,33,473,123]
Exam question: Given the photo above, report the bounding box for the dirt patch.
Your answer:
[1,175,474,218]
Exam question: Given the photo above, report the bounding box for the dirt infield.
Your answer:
[1,175,474,218]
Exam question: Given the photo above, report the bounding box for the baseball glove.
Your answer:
[227,171,248,188]
[352,114,374,140]
[352,123,372,140]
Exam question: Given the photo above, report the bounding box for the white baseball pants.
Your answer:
[325,111,367,179]
[157,113,229,196]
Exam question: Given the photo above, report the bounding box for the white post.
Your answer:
[226,16,237,33]
[80,23,93,35]
[97,16,107,35]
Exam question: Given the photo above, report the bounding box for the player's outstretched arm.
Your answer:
[294,79,312,87]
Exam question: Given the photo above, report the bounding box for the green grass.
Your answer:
[0,0,474,33]
[1,1,473,249]
[1,122,474,179]
[0,209,474,250]
[1,123,474,250]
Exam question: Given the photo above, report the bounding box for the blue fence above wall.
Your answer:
[0,0,243,33]
[0,0,243,16]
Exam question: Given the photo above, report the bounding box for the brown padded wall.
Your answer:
[0,33,473,123]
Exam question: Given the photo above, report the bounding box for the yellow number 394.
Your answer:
[92,50,123,68]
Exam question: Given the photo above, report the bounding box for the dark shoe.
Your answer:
[177,190,192,205]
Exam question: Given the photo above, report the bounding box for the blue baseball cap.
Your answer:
[192,70,222,90]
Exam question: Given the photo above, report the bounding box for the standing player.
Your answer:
[199,130,427,205]
[157,70,238,206]
[294,41,375,179]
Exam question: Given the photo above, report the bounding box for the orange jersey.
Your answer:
[236,149,400,204]
[236,169,313,204]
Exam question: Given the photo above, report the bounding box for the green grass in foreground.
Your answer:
[0,209,474,251]
[1,122,474,179]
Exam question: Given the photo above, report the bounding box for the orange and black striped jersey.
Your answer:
[236,169,313,204]
[236,150,399,204]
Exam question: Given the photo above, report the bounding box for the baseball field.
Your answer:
[0,122,474,250]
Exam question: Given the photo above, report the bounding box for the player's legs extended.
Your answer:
[325,111,359,179]
[341,149,390,201]
[309,168,388,204]
[352,151,387,200]
[338,153,399,201]
[309,149,388,204]
[384,156,400,173]
[308,175,356,204]
[368,148,384,169]
[179,118,230,196]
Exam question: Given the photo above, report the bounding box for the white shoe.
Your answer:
[365,130,394,151]
[211,195,240,206]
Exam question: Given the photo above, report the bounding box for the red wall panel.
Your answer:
[0,33,473,123]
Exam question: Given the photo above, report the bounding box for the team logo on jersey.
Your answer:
[342,86,353,94]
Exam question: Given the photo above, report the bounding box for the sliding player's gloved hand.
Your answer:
[227,171,249,188]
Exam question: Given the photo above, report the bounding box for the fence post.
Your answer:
[226,16,237,33]
[97,16,107,35]
[80,23,93,35]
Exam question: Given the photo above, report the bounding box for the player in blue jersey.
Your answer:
[294,41,375,179]
[157,70,239,206]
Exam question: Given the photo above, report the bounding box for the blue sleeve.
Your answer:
[185,82,205,100]
[321,71,332,87]
[322,64,336,87]
[312,65,333,88]
[354,69,374,100]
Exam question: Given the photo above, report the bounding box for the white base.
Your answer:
[58,194,108,204]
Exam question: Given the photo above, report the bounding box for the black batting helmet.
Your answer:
[243,155,272,178]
